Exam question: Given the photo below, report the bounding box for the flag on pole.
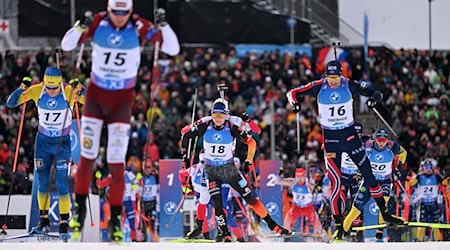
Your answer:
[363,13,369,74]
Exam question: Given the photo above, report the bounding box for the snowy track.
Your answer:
[1,242,449,250]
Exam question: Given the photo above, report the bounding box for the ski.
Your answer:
[265,231,322,238]
[1,232,67,242]
[168,238,216,243]
[353,222,450,231]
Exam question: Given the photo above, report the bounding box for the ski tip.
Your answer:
[72,231,81,241]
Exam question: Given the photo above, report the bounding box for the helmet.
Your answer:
[374,128,388,139]
[325,60,342,76]
[43,66,62,88]
[295,168,306,177]
[211,100,228,114]
[108,0,133,11]
[354,122,363,134]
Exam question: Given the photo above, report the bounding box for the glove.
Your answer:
[366,91,382,108]
[20,77,32,90]
[69,78,85,93]
[372,90,383,102]
[190,123,198,132]
[74,11,93,32]
[131,183,139,191]
[155,8,167,27]
[393,167,402,181]
[278,167,285,178]
[366,98,377,108]
[292,103,301,113]
[240,112,250,122]
[217,83,228,92]
[243,160,254,173]
[181,153,190,169]
[136,172,142,180]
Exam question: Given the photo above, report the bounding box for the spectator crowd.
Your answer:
[0,45,449,194]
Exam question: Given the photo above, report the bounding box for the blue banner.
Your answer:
[363,198,380,239]
[235,44,312,58]
[70,120,81,164]
[159,159,183,238]
[259,160,283,232]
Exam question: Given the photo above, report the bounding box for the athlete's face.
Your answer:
[296,175,306,184]
[109,9,132,28]
[45,86,61,97]
[211,112,226,126]
[327,75,341,89]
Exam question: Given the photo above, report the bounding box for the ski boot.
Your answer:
[378,203,404,225]
[331,224,345,242]
[69,199,87,240]
[215,229,223,242]
[109,206,124,243]
[59,222,71,242]
[236,237,246,242]
[375,230,384,242]
[31,217,50,234]
[202,232,210,240]
[222,230,232,242]
[268,221,292,235]
[185,219,203,239]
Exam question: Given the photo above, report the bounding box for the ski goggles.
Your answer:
[110,9,131,16]
[45,86,60,90]
[375,137,388,144]
[423,164,433,171]
[211,113,226,119]
[327,76,340,81]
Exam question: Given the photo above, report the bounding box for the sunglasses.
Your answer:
[46,86,59,90]
[110,9,131,16]
[376,137,388,143]
[212,113,226,119]
[327,76,340,81]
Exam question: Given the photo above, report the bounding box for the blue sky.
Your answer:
[339,0,450,50]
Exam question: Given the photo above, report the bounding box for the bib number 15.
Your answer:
[103,52,126,66]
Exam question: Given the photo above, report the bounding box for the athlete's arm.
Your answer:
[286,80,322,104]
[6,84,42,108]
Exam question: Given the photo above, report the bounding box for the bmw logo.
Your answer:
[164,201,177,215]
[47,99,57,109]
[107,33,124,47]
[369,202,379,216]
[330,92,340,103]
[213,133,223,142]
[375,154,384,162]
[265,202,278,215]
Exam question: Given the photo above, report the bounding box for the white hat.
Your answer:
[108,0,133,11]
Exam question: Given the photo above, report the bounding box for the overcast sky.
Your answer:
[338,0,450,50]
